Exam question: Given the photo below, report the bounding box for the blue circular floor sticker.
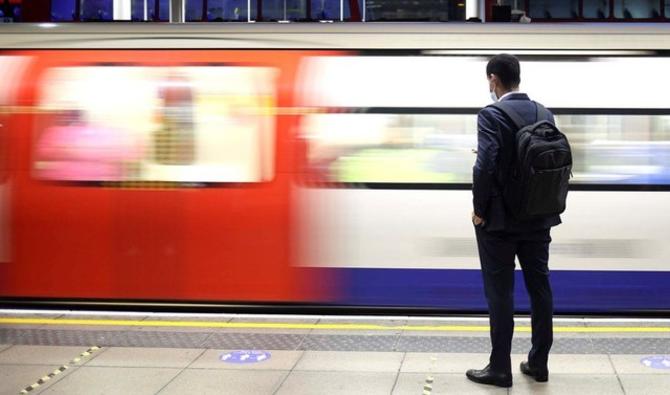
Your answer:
[640,356,670,369]
[220,350,271,364]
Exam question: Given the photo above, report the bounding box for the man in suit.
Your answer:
[466,54,561,388]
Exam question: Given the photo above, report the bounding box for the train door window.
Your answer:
[185,0,203,21]
[139,0,169,20]
[206,0,247,21]
[1,0,21,21]
[285,0,307,20]
[310,0,340,20]
[583,0,609,18]
[365,0,448,22]
[51,0,75,20]
[665,0,670,17]
[613,0,661,19]
[80,0,113,20]
[528,0,579,19]
[257,0,283,20]
[159,0,169,19]
[130,0,145,20]
[35,66,277,184]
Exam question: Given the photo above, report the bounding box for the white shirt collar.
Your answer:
[498,91,525,101]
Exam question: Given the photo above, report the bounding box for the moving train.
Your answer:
[1,23,669,313]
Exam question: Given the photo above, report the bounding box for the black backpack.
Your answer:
[488,101,572,221]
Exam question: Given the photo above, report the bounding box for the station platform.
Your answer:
[1,310,669,394]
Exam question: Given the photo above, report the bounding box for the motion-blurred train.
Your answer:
[1,23,669,313]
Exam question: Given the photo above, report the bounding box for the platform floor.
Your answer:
[1,310,670,394]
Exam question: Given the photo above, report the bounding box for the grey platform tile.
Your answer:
[393,372,507,395]
[510,353,615,375]
[275,370,397,395]
[537,337,596,354]
[610,354,670,374]
[401,352,490,373]
[213,328,313,335]
[159,369,288,395]
[204,332,304,350]
[85,347,204,368]
[300,334,398,351]
[44,315,145,332]
[509,374,624,395]
[54,314,147,325]
[0,345,102,366]
[0,327,28,343]
[592,338,670,354]
[231,316,319,324]
[294,351,404,372]
[41,366,180,395]
[619,374,670,395]
[191,349,303,370]
[35,324,142,332]
[0,344,11,353]
[136,325,217,333]
[585,320,670,328]
[138,316,224,332]
[6,329,211,348]
[0,312,63,319]
[396,336,490,353]
[0,364,77,395]
[311,319,406,336]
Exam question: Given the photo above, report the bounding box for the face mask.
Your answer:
[490,89,498,102]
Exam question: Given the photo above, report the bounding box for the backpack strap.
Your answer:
[533,101,553,123]
[488,101,526,130]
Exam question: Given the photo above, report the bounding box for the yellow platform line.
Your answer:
[1,317,670,333]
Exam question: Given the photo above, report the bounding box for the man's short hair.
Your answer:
[486,54,521,89]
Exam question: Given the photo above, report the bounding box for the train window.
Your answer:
[303,113,670,185]
[34,66,277,184]
[302,113,477,184]
[582,0,609,18]
[559,115,670,185]
[666,0,670,17]
[298,54,670,186]
[613,0,661,18]
[528,0,579,19]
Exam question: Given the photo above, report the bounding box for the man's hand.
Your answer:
[472,211,485,226]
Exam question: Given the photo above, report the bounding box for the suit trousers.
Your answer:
[474,225,554,374]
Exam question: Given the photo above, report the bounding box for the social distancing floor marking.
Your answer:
[18,346,100,394]
[1,317,669,333]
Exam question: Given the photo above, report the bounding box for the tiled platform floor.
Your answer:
[1,312,669,395]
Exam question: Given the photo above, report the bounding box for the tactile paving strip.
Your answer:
[1,328,668,354]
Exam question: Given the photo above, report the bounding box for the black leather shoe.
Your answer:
[520,361,548,382]
[466,365,512,388]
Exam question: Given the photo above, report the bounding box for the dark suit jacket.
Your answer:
[472,92,561,233]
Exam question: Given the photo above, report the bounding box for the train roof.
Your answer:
[1,22,670,49]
